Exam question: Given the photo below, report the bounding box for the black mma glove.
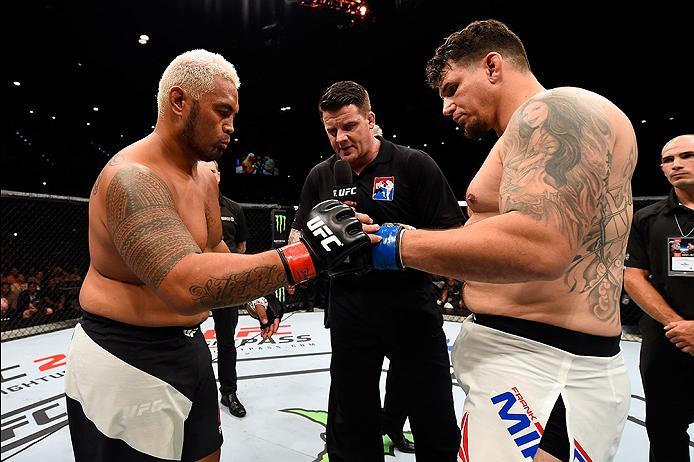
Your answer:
[276,199,372,284]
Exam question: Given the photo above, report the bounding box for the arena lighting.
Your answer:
[297,0,369,17]
[13,81,21,86]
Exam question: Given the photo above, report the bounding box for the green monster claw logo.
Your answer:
[275,213,287,233]
[275,286,286,302]
[281,408,414,461]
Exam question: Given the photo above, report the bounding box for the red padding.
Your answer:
[278,242,317,284]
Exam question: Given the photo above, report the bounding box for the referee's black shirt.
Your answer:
[292,137,465,314]
[220,195,248,253]
[626,189,694,330]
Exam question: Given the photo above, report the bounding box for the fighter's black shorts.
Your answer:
[65,311,222,461]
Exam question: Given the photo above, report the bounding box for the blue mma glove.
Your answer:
[372,223,414,270]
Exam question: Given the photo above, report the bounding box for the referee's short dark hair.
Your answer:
[318,81,371,116]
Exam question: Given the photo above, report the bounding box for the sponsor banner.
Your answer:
[203,312,332,359]
[1,329,73,459]
[271,208,290,248]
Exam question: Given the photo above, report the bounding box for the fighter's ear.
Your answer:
[484,52,503,84]
[169,86,186,116]
[368,111,375,129]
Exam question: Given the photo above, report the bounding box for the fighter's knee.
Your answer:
[533,448,564,462]
[196,447,221,462]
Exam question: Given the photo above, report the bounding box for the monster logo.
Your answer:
[275,213,287,234]
[275,286,286,303]
[282,408,414,461]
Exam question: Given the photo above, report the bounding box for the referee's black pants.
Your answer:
[326,302,460,462]
[212,306,240,395]
[639,318,694,462]
[382,363,409,437]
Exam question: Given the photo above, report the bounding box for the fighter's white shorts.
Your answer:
[451,315,630,462]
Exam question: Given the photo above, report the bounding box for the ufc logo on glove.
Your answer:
[307,216,344,251]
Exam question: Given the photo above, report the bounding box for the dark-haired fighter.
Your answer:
[371,20,636,462]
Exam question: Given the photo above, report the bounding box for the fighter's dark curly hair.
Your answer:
[425,19,531,89]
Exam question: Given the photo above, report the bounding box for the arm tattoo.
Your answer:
[106,165,201,288]
[288,228,301,245]
[500,93,611,247]
[189,265,286,309]
[108,154,123,167]
[567,142,636,325]
[91,173,102,196]
[500,91,635,325]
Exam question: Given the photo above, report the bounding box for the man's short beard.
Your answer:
[462,117,487,139]
[182,101,218,161]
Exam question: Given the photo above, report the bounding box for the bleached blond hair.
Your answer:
[157,49,241,119]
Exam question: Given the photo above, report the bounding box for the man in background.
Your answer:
[204,160,252,418]
[624,134,694,461]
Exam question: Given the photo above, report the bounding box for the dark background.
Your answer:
[5,0,693,203]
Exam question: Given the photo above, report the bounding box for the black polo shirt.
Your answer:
[292,137,465,312]
[219,195,248,253]
[626,189,694,330]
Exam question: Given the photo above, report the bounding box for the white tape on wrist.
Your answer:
[247,297,268,310]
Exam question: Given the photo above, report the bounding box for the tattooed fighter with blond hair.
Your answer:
[64,49,375,462]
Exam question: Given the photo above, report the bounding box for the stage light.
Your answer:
[297,0,369,17]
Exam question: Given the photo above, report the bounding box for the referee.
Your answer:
[290,81,463,461]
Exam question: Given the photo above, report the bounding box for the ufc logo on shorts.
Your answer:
[125,400,164,417]
[307,216,344,251]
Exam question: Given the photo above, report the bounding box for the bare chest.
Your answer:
[466,150,503,219]
[171,184,221,251]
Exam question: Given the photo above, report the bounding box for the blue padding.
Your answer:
[372,225,401,270]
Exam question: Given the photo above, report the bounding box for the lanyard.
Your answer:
[674,213,694,237]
